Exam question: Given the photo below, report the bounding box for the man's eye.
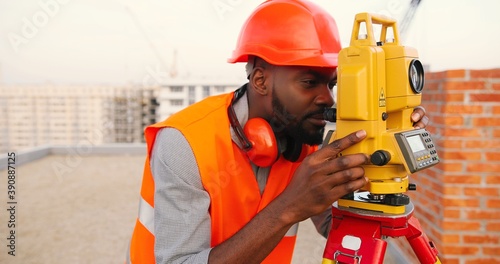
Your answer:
[328,81,337,90]
[303,80,317,86]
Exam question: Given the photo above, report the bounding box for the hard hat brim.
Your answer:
[228,52,338,68]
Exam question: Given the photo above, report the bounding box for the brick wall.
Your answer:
[392,68,500,264]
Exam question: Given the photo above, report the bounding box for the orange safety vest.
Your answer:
[128,92,313,264]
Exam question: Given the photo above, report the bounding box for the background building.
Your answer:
[0,80,241,153]
[157,80,240,121]
[0,85,159,153]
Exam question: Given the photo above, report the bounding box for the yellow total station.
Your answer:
[324,13,439,214]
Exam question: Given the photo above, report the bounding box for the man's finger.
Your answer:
[316,130,367,160]
[414,115,429,129]
[327,175,368,200]
[411,106,426,123]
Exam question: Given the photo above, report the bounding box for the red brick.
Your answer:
[442,186,463,195]
[435,162,464,172]
[419,210,438,225]
[423,92,464,102]
[430,181,444,193]
[442,221,481,231]
[443,92,466,102]
[487,176,500,184]
[425,126,439,135]
[495,129,500,137]
[442,245,480,255]
[442,128,484,137]
[470,69,500,79]
[442,257,460,264]
[493,83,500,91]
[423,102,440,113]
[486,199,500,208]
[470,93,500,102]
[443,81,485,91]
[422,93,435,101]
[463,234,500,244]
[433,115,464,126]
[466,258,500,264]
[466,210,500,219]
[441,140,464,148]
[442,104,484,114]
[446,69,467,78]
[443,175,482,184]
[486,152,500,161]
[440,150,482,161]
[427,69,466,80]
[415,196,429,207]
[422,168,439,181]
[483,247,500,255]
[467,163,500,173]
[493,105,500,114]
[465,140,500,149]
[472,117,500,126]
[443,208,461,218]
[423,189,440,203]
[464,187,499,196]
[424,82,441,92]
[486,222,500,231]
[425,72,442,80]
[407,192,419,204]
[442,198,480,208]
[427,226,442,239]
[440,233,460,243]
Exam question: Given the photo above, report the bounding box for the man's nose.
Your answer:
[315,85,334,107]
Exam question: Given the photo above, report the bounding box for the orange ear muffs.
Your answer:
[243,118,280,167]
[228,85,310,167]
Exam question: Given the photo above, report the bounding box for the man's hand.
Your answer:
[275,130,369,225]
[208,130,368,264]
[412,106,429,129]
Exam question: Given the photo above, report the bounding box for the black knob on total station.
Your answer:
[371,150,391,166]
[409,183,417,191]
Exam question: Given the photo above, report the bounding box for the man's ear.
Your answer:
[249,67,269,96]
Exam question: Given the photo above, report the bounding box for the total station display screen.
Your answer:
[407,135,426,152]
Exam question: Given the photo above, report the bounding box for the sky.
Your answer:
[0,0,499,85]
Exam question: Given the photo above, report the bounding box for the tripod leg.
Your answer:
[405,216,441,264]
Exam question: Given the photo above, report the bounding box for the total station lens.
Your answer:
[408,59,424,94]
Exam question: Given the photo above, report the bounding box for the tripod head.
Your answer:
[324,13,439,214]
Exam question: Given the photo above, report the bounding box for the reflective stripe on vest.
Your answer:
[138,197,154,234]
[126,241,132,264]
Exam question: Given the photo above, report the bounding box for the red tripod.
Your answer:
[321,201,441,264]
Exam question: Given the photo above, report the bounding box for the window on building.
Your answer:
[214,85,226,93]
[188,86,196,105]
[170,99,183,106]
[170,86,183,93]
[202,86,210,97]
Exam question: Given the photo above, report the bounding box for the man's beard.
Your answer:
[269,90,325,146]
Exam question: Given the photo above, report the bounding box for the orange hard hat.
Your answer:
[228,0,341,68]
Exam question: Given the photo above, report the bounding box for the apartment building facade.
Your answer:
[157,80,241,121]
[0,84,159,153]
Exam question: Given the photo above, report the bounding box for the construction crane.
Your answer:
[399,0,422,39]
